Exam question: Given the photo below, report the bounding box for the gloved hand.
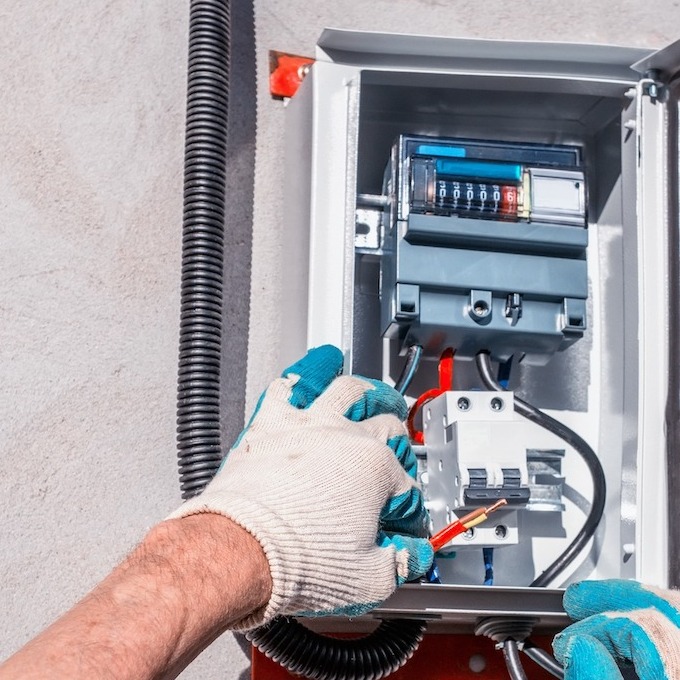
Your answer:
[553,579,680,679]
[167,345,433,629]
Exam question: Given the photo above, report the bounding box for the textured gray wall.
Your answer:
[1,1,679,678]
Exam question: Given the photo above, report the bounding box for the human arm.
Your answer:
[0,514,271,680]
[1,345,432,677]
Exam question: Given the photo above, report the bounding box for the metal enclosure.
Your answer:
[281,29,680,625]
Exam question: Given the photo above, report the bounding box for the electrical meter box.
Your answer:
[279,30,680,628]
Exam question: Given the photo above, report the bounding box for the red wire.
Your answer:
[438,348,454,391]
[407,348,455,444]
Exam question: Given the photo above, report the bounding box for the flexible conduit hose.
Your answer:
[247,617,427,680]
[177,0,230,500]
[176,2,426,677]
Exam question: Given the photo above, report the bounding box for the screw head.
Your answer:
[490,397,504,412]
[457,397,471,411]
[472,300,490,317]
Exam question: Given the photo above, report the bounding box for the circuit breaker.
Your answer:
[279,29,680,627]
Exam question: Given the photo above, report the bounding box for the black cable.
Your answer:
[475,351,606,588]
[502,640,529,680]
[523,640,565,679]
[394,344,423,395]
[476,618,537,680]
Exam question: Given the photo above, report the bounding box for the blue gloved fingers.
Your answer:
[388,434,418,479]
[554,634,624,680]
[357,418,428,535]
[380,486,429,538]
[312,375,408,422]
[358,415,417,476]
[345,377,408,421]
[378,532,434,585]
[281,345,345,409]
[564,580,680,627]
[553,611,672,679]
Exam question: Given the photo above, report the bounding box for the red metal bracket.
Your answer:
[269,51,315,99]
[252,633,556,679]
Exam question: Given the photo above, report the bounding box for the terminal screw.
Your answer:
[490,397,504,412]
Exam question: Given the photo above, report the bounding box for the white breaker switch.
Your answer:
[424,391,565,551]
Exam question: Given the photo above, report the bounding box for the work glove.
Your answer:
[168,345,433,629]
[553,579,680,679]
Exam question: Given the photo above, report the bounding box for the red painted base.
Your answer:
[252,634,556,679]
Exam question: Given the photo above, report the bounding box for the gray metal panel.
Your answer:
[412,291,571,360]
[317,28,651,82]
[631,38,680,79]
[406,214,588,255]
[397,240,588,299]
[302,584,568,633]
[373,583,568,628]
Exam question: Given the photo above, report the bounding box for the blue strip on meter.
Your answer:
[435,158,522,182]
[416,144,466,158]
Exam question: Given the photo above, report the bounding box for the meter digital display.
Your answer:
[407,138,585,227]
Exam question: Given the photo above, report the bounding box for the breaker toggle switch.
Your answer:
[461,466,531,507]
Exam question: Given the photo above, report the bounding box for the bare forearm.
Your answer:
[0,514,272,680]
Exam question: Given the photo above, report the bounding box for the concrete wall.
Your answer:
[1,1,678,677]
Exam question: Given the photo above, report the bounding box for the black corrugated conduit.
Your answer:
[176,2,426,677]
[177,0,231,500]
[248,617,427,680]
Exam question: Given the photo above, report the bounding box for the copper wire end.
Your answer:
[485,499,508,514]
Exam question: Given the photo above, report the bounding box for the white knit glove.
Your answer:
[554,580,680,679]
[167,345,433,629]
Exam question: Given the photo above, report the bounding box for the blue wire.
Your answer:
[425,561,442,584]
[396,345,423,395]
[497,357,513,389]
[483,547,494,586]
